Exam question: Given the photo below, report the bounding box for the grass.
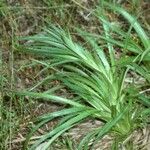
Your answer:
[1,0,150,150]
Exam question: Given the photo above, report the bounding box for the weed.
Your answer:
[17,2,150,149]
[1,0,149,149]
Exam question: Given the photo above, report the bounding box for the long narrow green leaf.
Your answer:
[103,2,150,49]
[30,110,97,150]
[15,91,85,107]
[24,107,85,149]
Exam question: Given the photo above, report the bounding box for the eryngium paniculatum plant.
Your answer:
[18,3,149,150]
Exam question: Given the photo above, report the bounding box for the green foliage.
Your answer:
[97,1,150,81]
[17,2,150,150]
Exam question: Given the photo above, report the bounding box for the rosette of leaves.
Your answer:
[17,3,149,150]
